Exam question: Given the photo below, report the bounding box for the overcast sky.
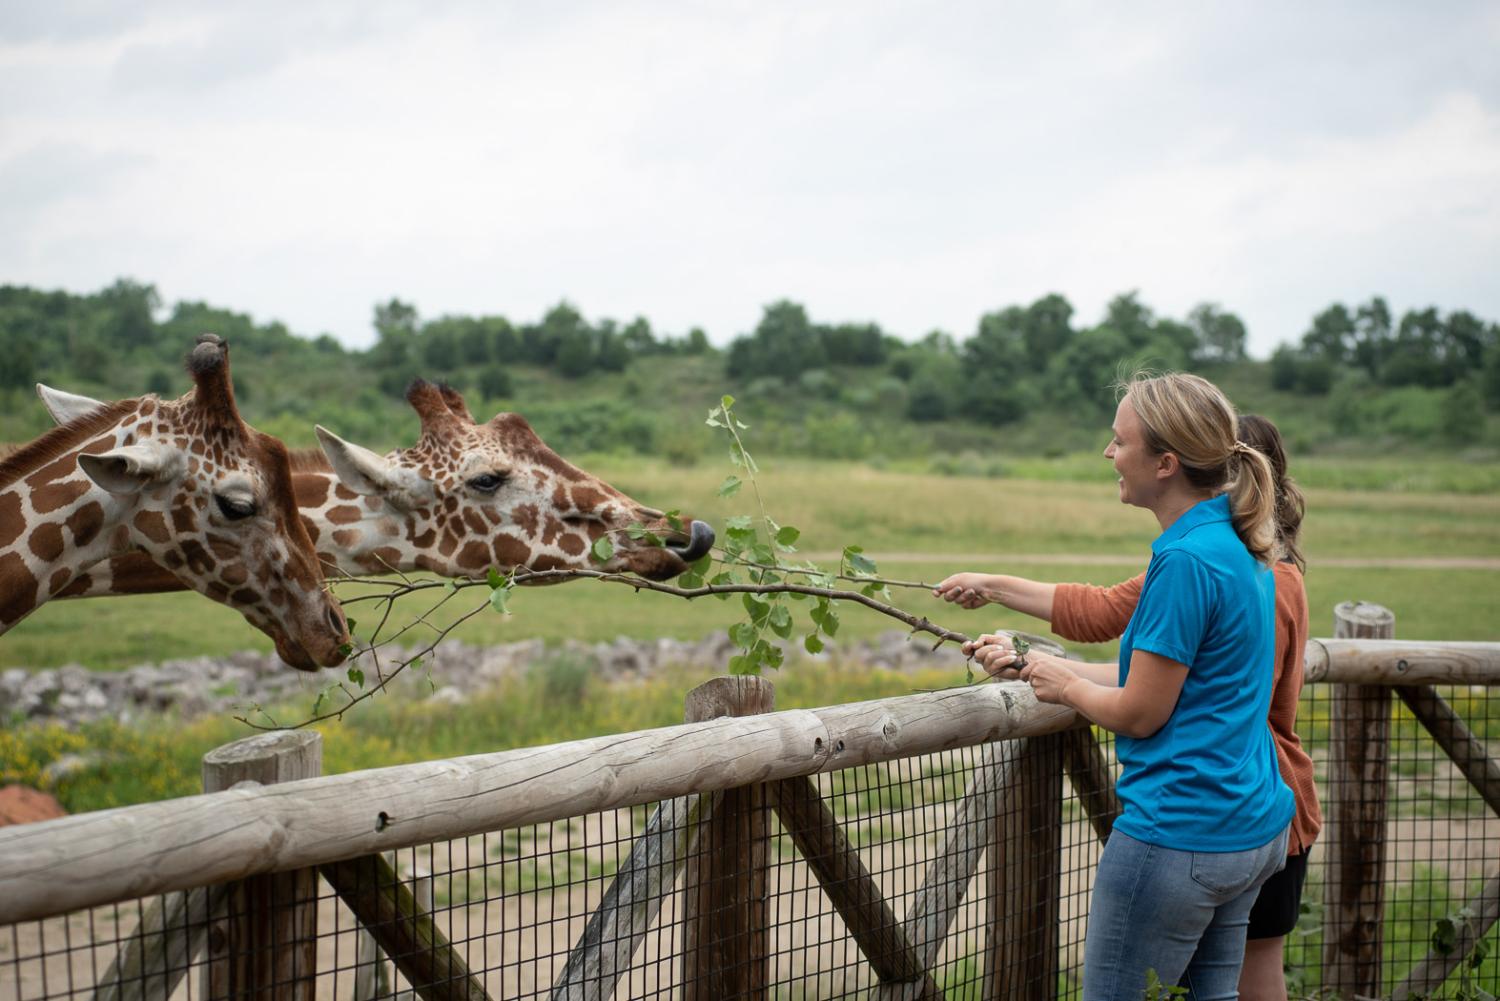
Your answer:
[2,1,1497,358]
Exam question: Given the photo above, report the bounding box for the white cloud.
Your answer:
[0,1,1496,356]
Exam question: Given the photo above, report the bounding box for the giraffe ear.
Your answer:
[315,426,395,497]
[79,444,182,495]
[37,384,106,425]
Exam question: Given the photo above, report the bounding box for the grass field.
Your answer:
[3,456,1498,671]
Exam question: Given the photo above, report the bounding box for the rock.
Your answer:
[2,630,973,731]
[41,754,98,784]
[0,785,67,827]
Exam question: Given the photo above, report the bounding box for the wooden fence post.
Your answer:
[984,734,1063,1001]
[1322,601,1394,997]
[1060,725,1118,846]
[681,676,774,1001]
[201,731,322,1001]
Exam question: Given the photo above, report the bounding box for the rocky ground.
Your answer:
[1,631,978,730]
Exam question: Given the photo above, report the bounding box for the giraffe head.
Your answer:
[313,380,715,581]
[78,336,349,670]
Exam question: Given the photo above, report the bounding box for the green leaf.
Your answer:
[721,394,736,409]
[626,522,647,540]
[717,475,743,498]
[754,639,784,670]
[1432,916,1457,956]
[725,514,754,532]
[590,536,615,563]
[823,606,840,637]
[666,510,684,533]
[489,587,511,614]
[742,593,771,622]
[775,525,801,550]
[727,654,753,676]
[843,545,878,576]
[336,642,354,658]
[1013,636,1032,656]
[347,666,365,688]
[729,622,758,648]
[678,572,704,590]
[709,572,735,598]
[345,617,357,634]
[749,543,776,564]
[804,634,824,654]
[768,604,793,638]
[487,566,505,589]
[690,553,713,575]
[443,579,458,596]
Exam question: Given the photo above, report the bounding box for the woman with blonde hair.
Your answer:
[954,373,1294,998]
[937,411,1318,1000]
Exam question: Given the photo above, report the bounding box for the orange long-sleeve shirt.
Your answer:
[1051,561,1322,854]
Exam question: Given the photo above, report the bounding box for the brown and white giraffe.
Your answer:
[38,379,714,597]
[4,335,349,670]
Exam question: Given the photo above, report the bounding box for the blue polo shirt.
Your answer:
[1111,494,1294,852]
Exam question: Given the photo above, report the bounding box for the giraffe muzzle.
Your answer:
[665,519,715,564]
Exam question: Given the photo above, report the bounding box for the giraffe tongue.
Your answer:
[665,519,715,564]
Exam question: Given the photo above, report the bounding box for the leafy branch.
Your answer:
[239,394,1025,728]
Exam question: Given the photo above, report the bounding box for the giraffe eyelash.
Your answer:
[215,494,257,520]
[467,472,508,494]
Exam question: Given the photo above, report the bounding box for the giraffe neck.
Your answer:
[0,412,142,630]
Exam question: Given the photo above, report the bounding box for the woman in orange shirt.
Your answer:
[936,414,1321,1001]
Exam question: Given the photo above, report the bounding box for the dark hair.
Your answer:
[1237,414,1306,572]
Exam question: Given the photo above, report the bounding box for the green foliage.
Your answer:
[2,280,1497,465]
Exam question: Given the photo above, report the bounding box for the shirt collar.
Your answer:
[1151,493,1231,554]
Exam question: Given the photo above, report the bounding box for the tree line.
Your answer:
[1,279,1496,450]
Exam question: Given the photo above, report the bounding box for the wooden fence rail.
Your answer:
[2,602,1498,1001]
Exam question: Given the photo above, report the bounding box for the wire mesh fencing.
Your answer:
[1,682,1497,1000]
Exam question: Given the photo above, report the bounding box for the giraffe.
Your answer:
[37,379,715,597]
[3,335,349,670]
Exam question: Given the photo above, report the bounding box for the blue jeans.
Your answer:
[1082,828,1289,1000]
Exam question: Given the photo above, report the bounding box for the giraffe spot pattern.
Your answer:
[134,510,171,545]
[0,552,38,625]
[0,493,22,549]
[29,523,65,562]
[327,505,362,525]
[65,502,104,548]
[31,479,90,515]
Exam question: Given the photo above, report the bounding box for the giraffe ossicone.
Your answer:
[41,379,715,598]
[3,335,349,671]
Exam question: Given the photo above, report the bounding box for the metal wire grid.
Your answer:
[0,739,1107,1000]
[1289,683,1500,997]
[3,693,1496,1000]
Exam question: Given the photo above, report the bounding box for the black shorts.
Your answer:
[1247,849,1310,940]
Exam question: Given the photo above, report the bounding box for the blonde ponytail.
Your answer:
[1122,371,1282,565]
[1227,445,1282,565]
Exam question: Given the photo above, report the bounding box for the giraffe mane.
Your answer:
[0,399,140,490]
[287,448,334,473]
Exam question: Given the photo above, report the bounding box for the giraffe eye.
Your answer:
[215,494,257,520]
[467,472,507,494]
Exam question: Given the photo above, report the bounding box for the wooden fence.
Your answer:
[1,601,1498,1000]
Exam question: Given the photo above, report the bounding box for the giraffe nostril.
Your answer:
[328,604,347,638]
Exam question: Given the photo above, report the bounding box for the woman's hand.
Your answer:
[934,572,993,609]
[1020,656,1077,705]
[962,632,1024,679]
